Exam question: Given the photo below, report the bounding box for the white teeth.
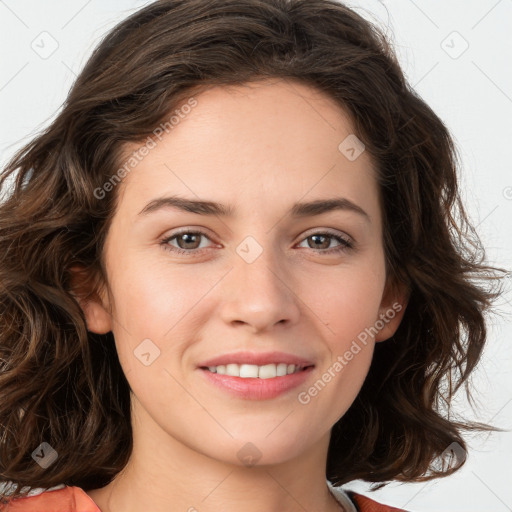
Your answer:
[239,364,259,378]
[226,363,238,376]
[276,363,288,376]
[258,364,277,379]
[206,363,304,378]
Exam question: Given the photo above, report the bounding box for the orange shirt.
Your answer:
[349,491,407,511]
[4,486,100,511]
[4,485,406,511]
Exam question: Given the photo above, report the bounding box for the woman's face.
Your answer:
[82,78,406,468]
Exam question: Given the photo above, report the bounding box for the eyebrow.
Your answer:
[137,195,370,222]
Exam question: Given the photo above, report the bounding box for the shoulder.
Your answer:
[328,481,407,512]
[348,490,408,512]
[2,485,100,512]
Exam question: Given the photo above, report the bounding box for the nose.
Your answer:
[218,241,301,333]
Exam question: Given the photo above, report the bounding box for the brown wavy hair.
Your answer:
[0,0,507,504]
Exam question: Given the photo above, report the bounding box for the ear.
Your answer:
[68,265,112,335]
[374,276,409,343]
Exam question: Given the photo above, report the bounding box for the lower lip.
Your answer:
[199,366,314,400]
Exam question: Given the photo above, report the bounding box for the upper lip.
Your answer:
[198,351,315,368]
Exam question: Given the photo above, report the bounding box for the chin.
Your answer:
[226,432,311,467]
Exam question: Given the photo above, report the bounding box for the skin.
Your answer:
[75,78,408,512]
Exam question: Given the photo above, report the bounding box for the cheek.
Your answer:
[107,258,222,371]
[297,270,380,427]
[110,257,207,333]
[305,262,385,344]
[300,260,384,406]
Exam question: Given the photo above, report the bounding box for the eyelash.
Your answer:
[159,229,354,256]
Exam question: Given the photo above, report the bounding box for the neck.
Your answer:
[86,398,345,512]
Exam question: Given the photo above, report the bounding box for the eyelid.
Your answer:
[159,227,355,255]
[298,227,353,244]
[160,228,216,253]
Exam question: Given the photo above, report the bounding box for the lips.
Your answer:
[197,350,316,400]
[198,350,315,368]
[199,364,315,400]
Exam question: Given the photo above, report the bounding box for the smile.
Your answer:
[199,365,314,400]
[203,363,308,379]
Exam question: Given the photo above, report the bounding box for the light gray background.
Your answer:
[0,1,511,511]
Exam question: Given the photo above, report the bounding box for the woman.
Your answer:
[0,1,505,511]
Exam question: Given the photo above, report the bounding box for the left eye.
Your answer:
[297,233,353,252]
[160,230,211,254]
[160,230,353,255]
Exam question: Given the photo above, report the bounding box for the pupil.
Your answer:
[311,234,328,249]
[181,233,198,248]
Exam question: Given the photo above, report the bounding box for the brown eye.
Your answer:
[160,230,212,255]
[298,232,353,253]
[307,234,331,250]
[175,232,202,250]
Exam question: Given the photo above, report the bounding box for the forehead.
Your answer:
[113,78,380,224]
